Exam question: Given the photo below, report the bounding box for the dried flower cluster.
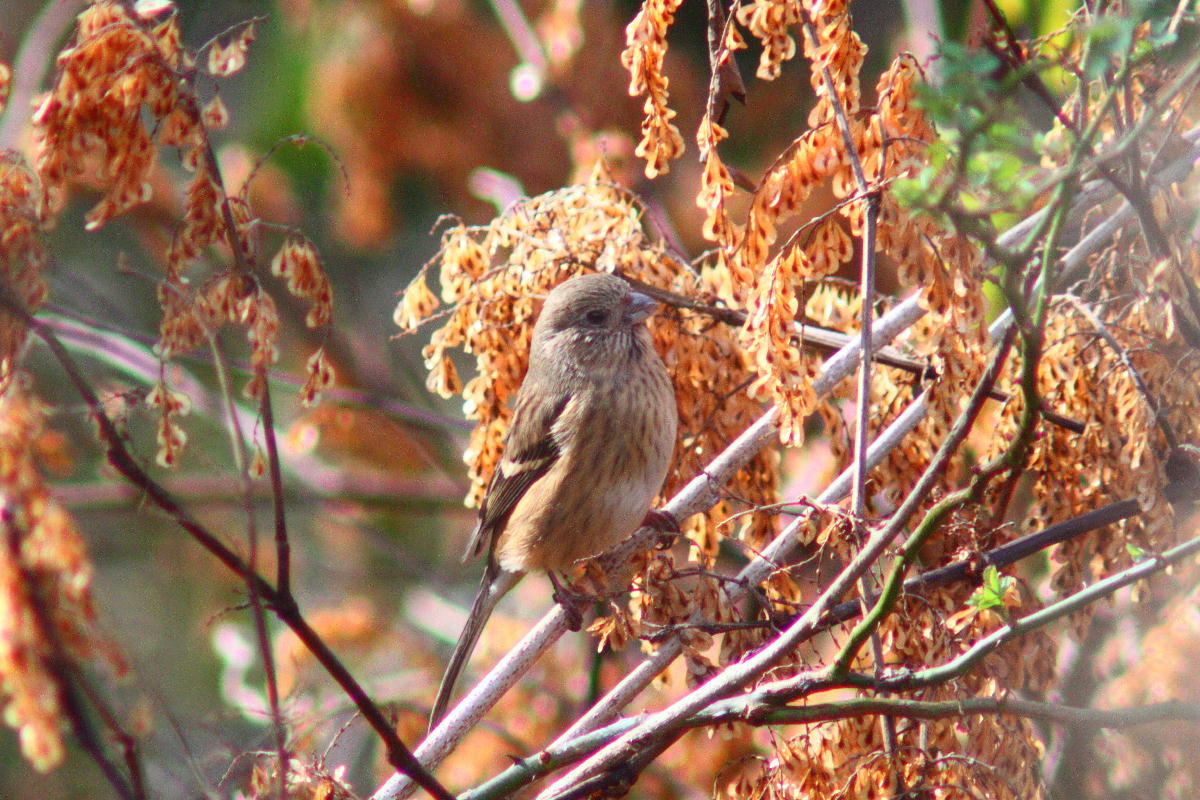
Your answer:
[400,1,1200,799]
[1,0,342,782]
[397,170,776,555]
[1,0,1197,796]
[0,384,124,772]
[247,755,357,800]
[0,161,49,385]
[28,0,334,468]
[621,0,686,178]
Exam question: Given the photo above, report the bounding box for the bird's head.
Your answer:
[529,272,660,376]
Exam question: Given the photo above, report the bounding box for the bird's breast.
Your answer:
[494,363,676,574]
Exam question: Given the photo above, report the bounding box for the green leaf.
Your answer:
[967,565,1015,612]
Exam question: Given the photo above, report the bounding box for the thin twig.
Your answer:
[801,4,901,763]
[822,498,1141,632]
[1067,296,1179,451]
[623,276,1087,435]
[488,0,547,75]
[869,532,1200,692]
[703,0,746,130]
[206,328,289,800]
[0,286,457,800]
[831,324,1017,673]
[715,695,1200,731]
[258,383,292,595]
[43,306,473,434]
[373,294,930,800]
[458,496,1144,798]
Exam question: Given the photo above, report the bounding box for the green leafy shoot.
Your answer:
[967,565,1016,617]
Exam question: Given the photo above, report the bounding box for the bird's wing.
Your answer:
[462,389,570,561]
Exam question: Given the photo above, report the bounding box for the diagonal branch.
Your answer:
[381,117,1200,800]
[373,294,929,800]
[0,285,456,800]
[457,495,1145,798]
[1,506,142,800]
[875,531,1200,693]
[534,298,930,799]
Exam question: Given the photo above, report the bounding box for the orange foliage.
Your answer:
[1,0,1198,798]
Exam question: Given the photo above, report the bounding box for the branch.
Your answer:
[0,288,456,800]
[372,294,930,800]
[40,311,468,507]
[993,126,1200,263]
[703,0,745,129]
[1,505,142,800]
[206,328,289,798]
[833,498,1141,629]
[54,471,464,509]
[718,695,1200,731]
[457,496,1144,797]
[466,694,1200,800]
[874,532,1200,693]
[42,307,473,435]
[831,324,1017,673]
[623,277,1085,435]
[535,305,932,800]
[535,506,1188,798]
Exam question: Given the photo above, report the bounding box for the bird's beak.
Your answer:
[625,290,658,324]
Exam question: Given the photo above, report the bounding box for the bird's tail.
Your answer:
[428,565,522,730]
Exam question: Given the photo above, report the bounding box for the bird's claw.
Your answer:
[643,509,680,550]
[549,573,587,631]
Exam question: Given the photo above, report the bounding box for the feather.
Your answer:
[462,391,570,561]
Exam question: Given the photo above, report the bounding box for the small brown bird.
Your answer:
[429,272,678,727]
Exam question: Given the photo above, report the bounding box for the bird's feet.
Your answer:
[643,509,681,550]
[548,572,588,631]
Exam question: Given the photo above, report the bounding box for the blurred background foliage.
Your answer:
[0,0,1089,796]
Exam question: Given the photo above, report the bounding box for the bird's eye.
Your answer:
[584,308,608,326]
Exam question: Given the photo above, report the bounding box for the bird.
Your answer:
[428,272,678,728]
